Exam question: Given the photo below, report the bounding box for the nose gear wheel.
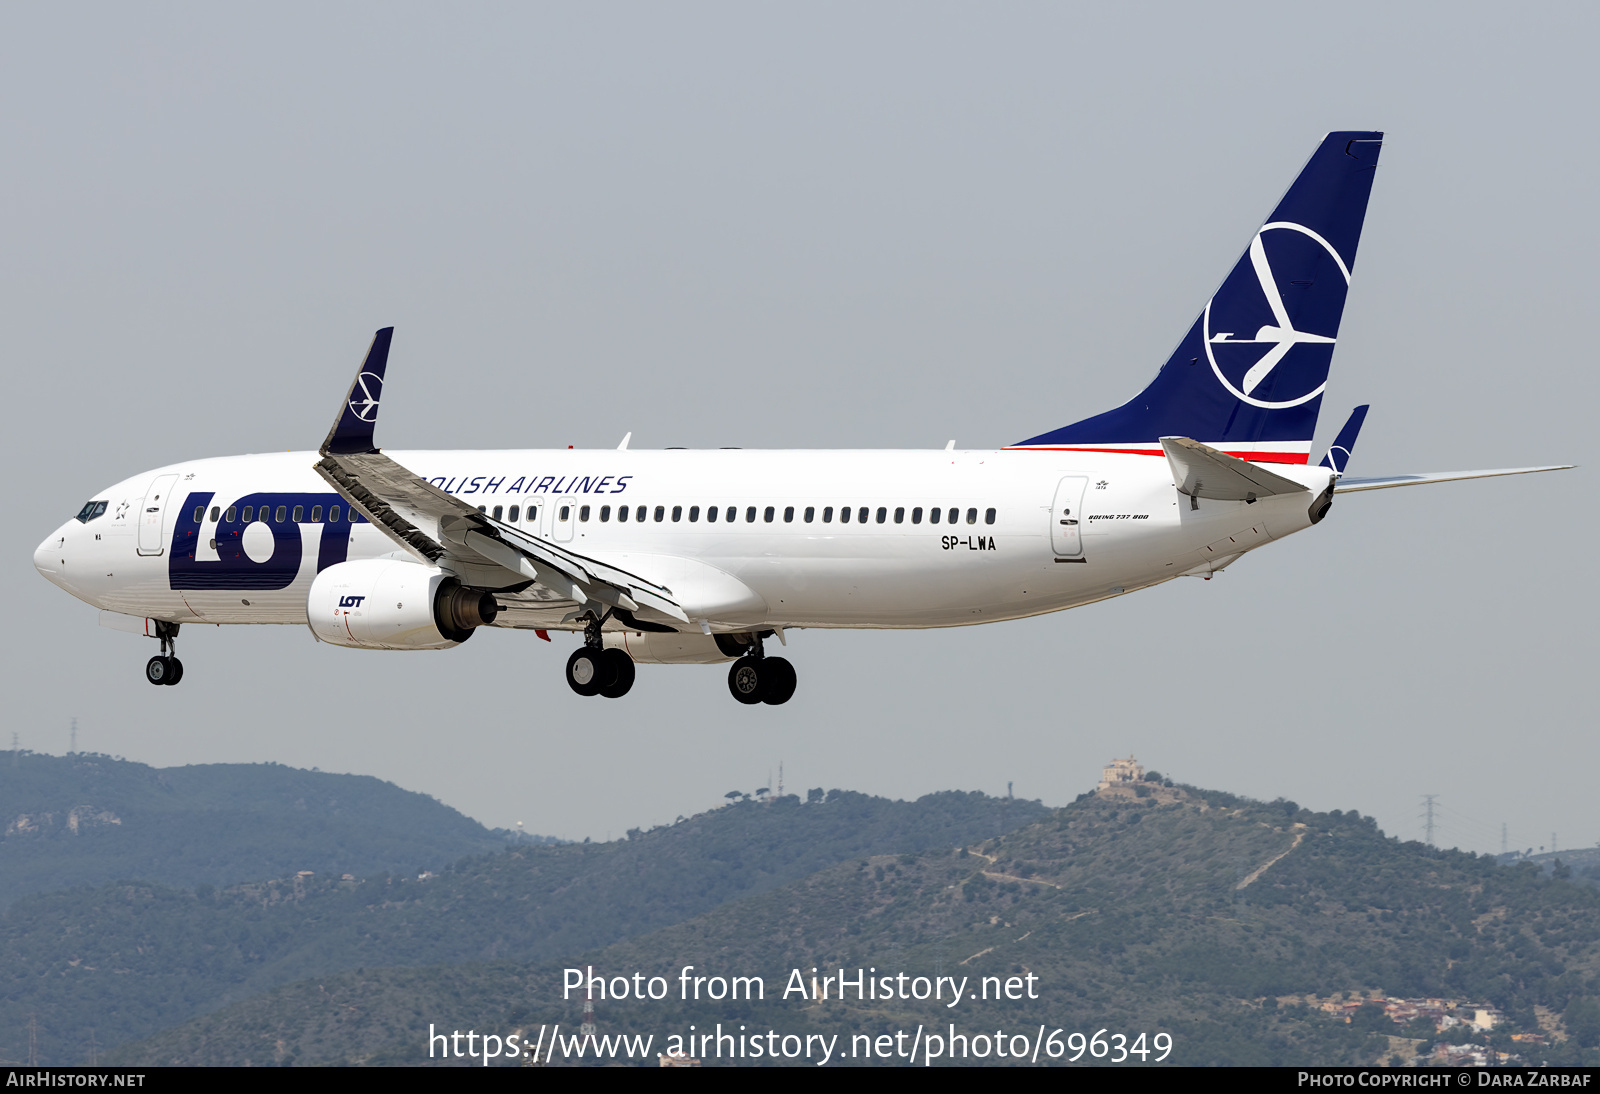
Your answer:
[145,655,183,686]
[144,621,184,686]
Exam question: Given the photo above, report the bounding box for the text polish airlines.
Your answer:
[34,132,1571,704]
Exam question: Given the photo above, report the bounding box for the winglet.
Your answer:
[1318,405,1369,477]
[321,328,394,456]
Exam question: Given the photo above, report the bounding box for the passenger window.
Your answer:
[725,506,736,522]
[689,505,700,522]
[672,505,683,522]
[649,505,661,522]
[875,507,887,524]
[579,505,591,522]
[912,507,923,524]
[559,505,571,521]
[275,506,287,522]
[804,506,814,523]
[348,507,357,521]
[225,506,237,523]
[617,504,629,522]
[706,505,716,523]
[310,505,323,523]
[508,505,519,522]
[966,508,978,525]
[839,506,850,524]
[291,505,303,522]
[894,507,904,524]
[948,508,959,524]
[329,505,340,523]
[929,507,940,524]
[209,506,220,522]
[822,506,833,523]
[985,508,996,525]
[478,505,487,513]
[760,506,772,522]
[746,506,757,523]
[491,505,503,520]
[600,505,611,522]
[783,506,795,523]
[243,506,254,522]
[192,506,204,523]
[859,507,869,523]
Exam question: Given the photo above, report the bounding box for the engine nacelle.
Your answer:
[307,560,499,650]
[602,630,733,665]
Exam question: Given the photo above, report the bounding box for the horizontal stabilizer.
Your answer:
[1161,436,1310,502]
[1333,465,1574,493]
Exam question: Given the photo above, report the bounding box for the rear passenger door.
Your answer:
[1050,476,1089,557]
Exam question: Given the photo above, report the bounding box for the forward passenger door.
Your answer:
[137,473,179,556]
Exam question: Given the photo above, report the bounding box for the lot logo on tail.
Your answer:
[1203,221,1351,410]
[348,372,383,422]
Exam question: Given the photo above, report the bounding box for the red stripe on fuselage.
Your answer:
[1002,446,1310,465]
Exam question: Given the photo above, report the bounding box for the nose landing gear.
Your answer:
[145,621,183,686]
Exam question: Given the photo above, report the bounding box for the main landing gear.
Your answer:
[564,612,635,699]
[723,632,796,707]
[145,621,183,686]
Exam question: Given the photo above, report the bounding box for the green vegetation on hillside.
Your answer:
[0,752,508,908]
[115,785,1600,1067]
[0,788,1044,1064]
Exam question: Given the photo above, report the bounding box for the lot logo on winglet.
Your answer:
[348,372,383,422]
[1203,221,1350,410]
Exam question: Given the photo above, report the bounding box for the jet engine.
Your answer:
[307,559,498,650]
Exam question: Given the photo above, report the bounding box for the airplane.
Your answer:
[33,131,1572,704]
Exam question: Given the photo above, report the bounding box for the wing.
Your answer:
[313,329,690,628]
[1333,465,1575,493]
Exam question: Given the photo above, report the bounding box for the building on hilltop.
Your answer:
[1098,756,1144,791]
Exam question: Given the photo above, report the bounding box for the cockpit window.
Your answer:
[75,500,108,523]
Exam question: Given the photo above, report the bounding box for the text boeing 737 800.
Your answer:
[33,132,1571,704]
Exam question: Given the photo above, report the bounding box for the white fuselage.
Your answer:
[34,448,1332,634]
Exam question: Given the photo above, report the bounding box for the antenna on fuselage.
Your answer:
[617,432,632,450]
[944,439,955,451]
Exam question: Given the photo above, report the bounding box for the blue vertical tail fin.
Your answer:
[1011,132,1383,465]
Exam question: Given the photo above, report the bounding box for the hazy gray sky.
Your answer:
[5,3,1594,854]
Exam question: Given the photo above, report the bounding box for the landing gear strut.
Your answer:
[564,610,635,699]
[724,632,796,706]
[145,621,183,686]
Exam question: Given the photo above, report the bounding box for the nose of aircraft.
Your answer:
[34,525,69,585]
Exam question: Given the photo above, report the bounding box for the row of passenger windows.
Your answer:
[198,504,358,525]
[478,504,540,523]
[552,504,997,526]
[193,499,996,530]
